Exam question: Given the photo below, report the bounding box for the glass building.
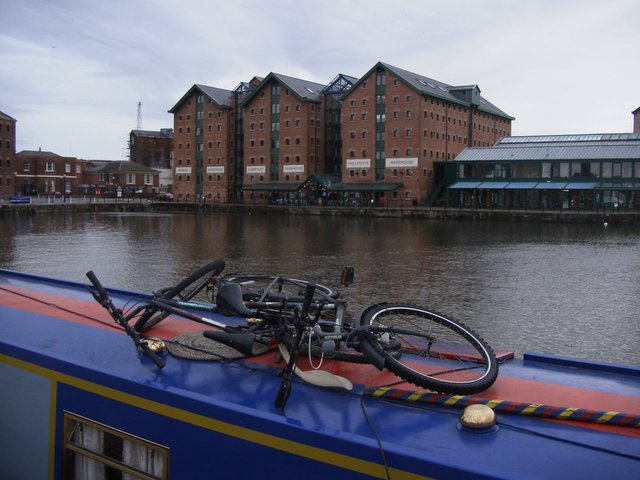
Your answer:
[448,133,640,210]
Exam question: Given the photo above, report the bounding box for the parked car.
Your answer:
[156,192,174,201]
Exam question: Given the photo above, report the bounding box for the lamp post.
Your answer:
[62,174,66,203]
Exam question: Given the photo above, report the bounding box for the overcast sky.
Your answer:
[1,0,638,160]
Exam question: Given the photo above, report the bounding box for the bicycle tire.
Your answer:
[222,274,339,303]
[359,303,498,395]
[135,259,226,333]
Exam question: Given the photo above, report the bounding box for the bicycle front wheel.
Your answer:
[135,259,226,333]
[359,303,498,395]
[222,274,339,303]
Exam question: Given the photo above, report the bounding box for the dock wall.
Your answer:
[2,200,639,224]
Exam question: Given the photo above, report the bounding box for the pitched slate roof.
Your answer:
[0,111,17,122]
[17,150,60,157]
[240,72,327,106]
[345,61,514,120]
[91,160,159,173]
[168,84,234,113]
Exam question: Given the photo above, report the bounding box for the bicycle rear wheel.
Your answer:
[359,303,498,395]
[135,259,226,333]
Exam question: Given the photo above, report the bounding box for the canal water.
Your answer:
[1,211,639,366]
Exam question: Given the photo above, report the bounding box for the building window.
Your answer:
[45,162,55,172]
[63,412,168,480]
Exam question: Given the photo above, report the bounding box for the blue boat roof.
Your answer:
[1,269,639,479]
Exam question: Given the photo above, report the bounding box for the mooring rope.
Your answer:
[364,386,640,428]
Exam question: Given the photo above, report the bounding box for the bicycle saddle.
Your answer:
[216,281,256,317]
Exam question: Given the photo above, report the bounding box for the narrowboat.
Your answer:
[1,268,638,479]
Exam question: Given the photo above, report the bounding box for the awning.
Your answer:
[534,182,568,190]
[448,181,481,189]
[595,182,640,190]
[565,181,597,189]
[242,182,302,191]
[477,181,509,189]
[327,182,403,192]
[504,182,539,189]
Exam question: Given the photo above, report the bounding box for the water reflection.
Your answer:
[1,211,638,366]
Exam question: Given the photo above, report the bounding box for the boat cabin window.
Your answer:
[63,412,169,480]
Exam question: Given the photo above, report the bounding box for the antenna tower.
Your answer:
[137,101,143,130]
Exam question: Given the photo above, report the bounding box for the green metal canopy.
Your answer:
[327,182,403,192]
[242,182,302,191]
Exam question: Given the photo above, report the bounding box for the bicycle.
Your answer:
[86,260,498,409]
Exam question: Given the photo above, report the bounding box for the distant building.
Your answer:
[169,84,236,203]
[129,129,173,192]
[240,72,330,203]
[338,62,513,207]
[633,107,640,133]
[167,62,512,206]
[448,133,640,210]
[83,160,160,198]
[14,149,81,197]
[0,110,17,198]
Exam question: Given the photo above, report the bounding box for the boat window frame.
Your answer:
[62,411,169,480]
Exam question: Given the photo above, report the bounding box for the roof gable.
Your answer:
[169,84,234,113]
[0,110,17,122]
[240,72,326,106]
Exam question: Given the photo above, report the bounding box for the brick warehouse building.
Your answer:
[338,62,513,207]
[129,128,174,192]
[169,62,512,205]
[240,72,329,202]
[169,84,241,203]
[0,111,17,197]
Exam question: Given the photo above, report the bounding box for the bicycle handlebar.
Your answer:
[86,271,165,369]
